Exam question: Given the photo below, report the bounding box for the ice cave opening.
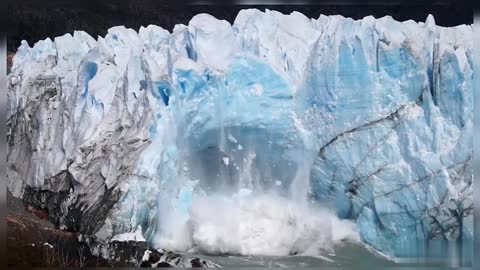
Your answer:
[184,127,299,195]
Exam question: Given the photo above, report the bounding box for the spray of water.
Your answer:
[151,90,359,257]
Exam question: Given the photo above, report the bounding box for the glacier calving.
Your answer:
[7,9,473,259]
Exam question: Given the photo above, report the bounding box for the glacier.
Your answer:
[7,9,473,261]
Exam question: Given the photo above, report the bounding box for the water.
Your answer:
[183,242,396,268]
[182,241,472,268]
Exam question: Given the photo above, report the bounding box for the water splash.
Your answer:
[151,97,359,256]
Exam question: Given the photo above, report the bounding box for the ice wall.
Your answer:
[7,9,473,259]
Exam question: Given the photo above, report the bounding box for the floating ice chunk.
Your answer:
[142,250,152,262]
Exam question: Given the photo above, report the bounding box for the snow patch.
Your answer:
[111,226,146,242]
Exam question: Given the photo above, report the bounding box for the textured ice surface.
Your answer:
[7,9,473,260]
[111,225,146,242]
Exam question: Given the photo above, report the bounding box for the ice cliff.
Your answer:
[7,9,473,260]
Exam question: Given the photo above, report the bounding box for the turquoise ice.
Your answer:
[7,9,473,261]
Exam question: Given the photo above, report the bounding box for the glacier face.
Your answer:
[7,9,473,259]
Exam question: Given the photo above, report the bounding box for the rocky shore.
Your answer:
[7,190,220,268]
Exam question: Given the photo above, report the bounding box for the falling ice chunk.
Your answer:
[222,157,230,166]
[227,134,238,143]
[238,144,243,150]
[275,180,282,186]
